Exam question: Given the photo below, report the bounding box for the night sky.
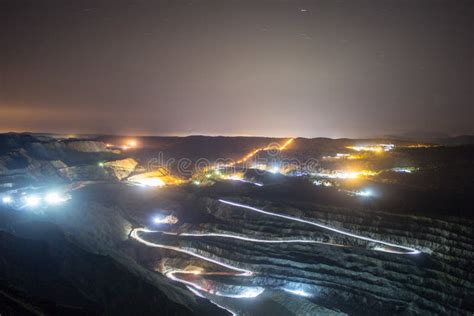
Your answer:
[1,0,472,138]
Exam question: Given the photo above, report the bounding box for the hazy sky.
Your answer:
[1,0,472,138]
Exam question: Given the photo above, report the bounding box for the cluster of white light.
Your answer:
[313,179,333,187]
[45,192,69,204]
[24,192,70,208]
[348,144,395,152]
[3,192,71,209]
[381,144,396,151]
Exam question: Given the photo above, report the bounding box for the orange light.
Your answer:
[231,138,295,167]
[279,138,294,150]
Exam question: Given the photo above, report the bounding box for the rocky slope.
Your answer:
[1,133,473,315]
[127,184,473,315]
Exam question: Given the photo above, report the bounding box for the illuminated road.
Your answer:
[131,228,252,276]
[230,178,263,187]
[229,138,294,166]
[151,230,346,246]
[131,196,420,303]
[218,199,421,255]
[131,228,263,301]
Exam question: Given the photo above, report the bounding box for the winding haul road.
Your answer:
[218,199,421,255]
[131,199,421,300]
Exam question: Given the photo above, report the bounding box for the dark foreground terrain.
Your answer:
[1,133,473,315]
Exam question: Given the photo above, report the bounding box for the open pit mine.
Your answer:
[1,133,473,315]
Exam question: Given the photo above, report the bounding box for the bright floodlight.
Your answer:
[269,166,280,174]
[2,196,12,204]
[25,195,41,207]
[135,178,165,187]
[45,192,68,204]
[153,214,178,224]
[153,216,170,224]
[356,189,373,197]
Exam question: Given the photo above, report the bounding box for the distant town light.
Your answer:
[347,144,395,153]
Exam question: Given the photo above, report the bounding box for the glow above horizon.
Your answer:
[0,1,472,137]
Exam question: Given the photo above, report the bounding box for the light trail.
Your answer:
[131,228,259,299]
[230,178,263,187]
[279,138,294,151]
[131,183,419,306]
[218,200,421,255]
[229,138,294,166]
[156,230,345,246]
[131,228,253,276]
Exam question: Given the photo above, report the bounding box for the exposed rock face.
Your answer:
[149,197,473,315]
[61,140,109,152]
[103,158,138,180]
[0,134,136,184]
[127,170,180,186]
[58,165,110,181]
